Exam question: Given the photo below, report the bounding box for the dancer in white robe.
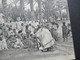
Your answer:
[35,26,55,51]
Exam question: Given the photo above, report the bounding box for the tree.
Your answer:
[42,0,54,22]
[2,0,7,21]
[20,0,25,21]
[37,0,42,21]
[30,0,35,21]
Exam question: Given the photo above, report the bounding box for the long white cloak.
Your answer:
[36,28,55,50]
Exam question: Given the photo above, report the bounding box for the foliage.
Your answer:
[0,0,68,21]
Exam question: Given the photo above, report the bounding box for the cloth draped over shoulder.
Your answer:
[35,28,55,49]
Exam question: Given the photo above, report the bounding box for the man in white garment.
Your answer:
[16,17,23,31]
[1,36,8,50]
[28,24,35,35]
[21,23,26,35]
[0,35,8,50]
[0,27,8,50]
[35,24,55,51]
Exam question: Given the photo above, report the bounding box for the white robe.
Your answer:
[21,25,26,35]
[0,38,8,50]
[36,28,55,50]
[16,21,22,31]
[28,26,35,35]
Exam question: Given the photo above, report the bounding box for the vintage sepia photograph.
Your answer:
[0,0,75,60]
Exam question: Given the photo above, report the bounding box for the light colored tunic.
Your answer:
[36,28,55,50]
[28,26,35,35]
[0,38,8,50]
[21,25,26,35]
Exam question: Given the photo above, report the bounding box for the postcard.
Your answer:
[0,0,75,60]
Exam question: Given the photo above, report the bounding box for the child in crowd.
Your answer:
[14,36,24,48]
[62,22,68,41]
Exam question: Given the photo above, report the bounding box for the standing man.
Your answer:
[62,22,68,41]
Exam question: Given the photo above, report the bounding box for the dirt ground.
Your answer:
[0,20,75,60]
[0,37,75,60]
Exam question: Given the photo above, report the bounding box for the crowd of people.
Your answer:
[0,19,72,52]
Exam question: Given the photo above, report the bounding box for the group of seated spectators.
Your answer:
[0,20,71,52]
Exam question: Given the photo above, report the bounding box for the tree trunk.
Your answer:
[59,8,62,20]
[30,0,35,21]
[38,0,42,22]
[20,0,25,21]
[2,0,7,22]
[46,0,49,22]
